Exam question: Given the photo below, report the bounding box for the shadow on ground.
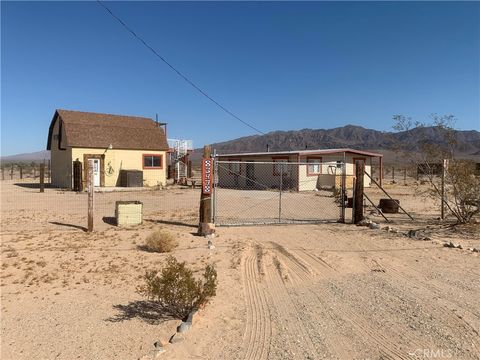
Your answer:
[14,182,52,189]
[49,221,87,232]
[144,218,197,228]
[106,301,175,325]
[102,216,117,226]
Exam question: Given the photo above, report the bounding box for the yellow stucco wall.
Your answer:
[71,148,167,187]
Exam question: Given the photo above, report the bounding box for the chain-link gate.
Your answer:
[213,160,346,226]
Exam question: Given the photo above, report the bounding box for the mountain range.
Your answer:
[2,125,479,164]
[194,125,480,164]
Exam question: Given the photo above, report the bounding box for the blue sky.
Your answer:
[1,1,479,156]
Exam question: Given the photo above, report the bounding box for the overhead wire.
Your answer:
[96,0,266,135]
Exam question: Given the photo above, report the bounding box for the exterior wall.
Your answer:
[297,153,371,190]
[71,148,167,187]
[217,155,298,190]
[217,152,374,191]
[50,119,73,188]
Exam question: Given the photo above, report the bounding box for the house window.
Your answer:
[273,158,289,176]
[307,157,322,176]
[228,160,241,175]
[143,154,163,169]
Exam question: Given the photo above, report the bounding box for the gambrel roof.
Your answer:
[47,109,169,151]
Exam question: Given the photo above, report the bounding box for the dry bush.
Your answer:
[143,229,177,253]
[138,256,217,319]
[393,114,479,224]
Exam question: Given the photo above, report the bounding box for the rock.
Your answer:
[407,229,430,240]
[207,240,215,250]
[369,222,380,230]
[177,321,192,333]
[186,309,199,325]
[472,247,480,253]
[138,342,166,360]
[356,219,372,227]
[169,333,185,344]
[443,241,462,249]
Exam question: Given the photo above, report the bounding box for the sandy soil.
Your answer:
[1,178,479,359]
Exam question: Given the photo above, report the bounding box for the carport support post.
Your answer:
[198,145,214,236]
[20,166,23,179]
[39,164,45,193]
[87,160,94,232]
[353,160,364,224]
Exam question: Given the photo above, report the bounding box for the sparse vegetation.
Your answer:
[393,114,480,224]
[138,256,217,319]
[142,229,178,253]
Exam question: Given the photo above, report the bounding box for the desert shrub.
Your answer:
[138,256,218,319]
[393,114,480,224]
[143,229,177,253]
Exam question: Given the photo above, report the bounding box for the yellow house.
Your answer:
[46,109,169,189]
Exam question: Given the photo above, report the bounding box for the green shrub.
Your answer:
[138,256,217,319]
[143,229,177,253]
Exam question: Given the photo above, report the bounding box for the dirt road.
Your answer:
[1,179,479,359]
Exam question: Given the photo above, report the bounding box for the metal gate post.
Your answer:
[279,163,283,223]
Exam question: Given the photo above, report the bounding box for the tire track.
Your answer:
[264,253,321,359]
[366,255,480,357]
[241,247,272,360]
[273,242,416,359]
[358,240,480,354]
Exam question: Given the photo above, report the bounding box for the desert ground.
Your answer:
[1,178,479,360]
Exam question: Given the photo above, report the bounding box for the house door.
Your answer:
[91,159,100,187]
[246,161,255,188]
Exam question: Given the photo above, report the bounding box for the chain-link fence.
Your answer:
[213,160,345,225]
[0,167,199,233]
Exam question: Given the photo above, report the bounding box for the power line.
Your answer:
[96,0,266,135]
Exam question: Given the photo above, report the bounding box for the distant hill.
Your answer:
[1,150,50,163]
[192,125,480,164]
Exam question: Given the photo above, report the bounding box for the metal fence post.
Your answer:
[279,163,283,223]
[87,159,94,232]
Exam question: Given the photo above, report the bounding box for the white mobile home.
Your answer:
[216,148,383,191]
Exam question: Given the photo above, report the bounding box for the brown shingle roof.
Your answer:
[47,109,169,151]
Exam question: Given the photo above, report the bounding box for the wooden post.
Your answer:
[198,145,214,236]
[392,167,395,181]
[87,160,94,232]
[39,164,45,193]
[404,168,407,182]
[10,164,14,180]
[353,160,364,224]
[1,166,4,180]
[48,160,51,183]
[20,166,23,179]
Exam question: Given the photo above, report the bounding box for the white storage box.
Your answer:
[115,201,143,226]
